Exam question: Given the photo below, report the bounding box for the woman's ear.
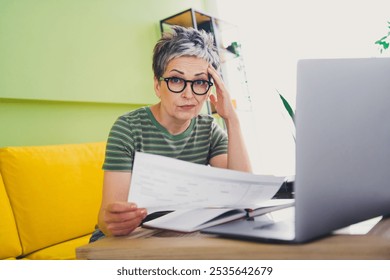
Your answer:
[154,77,161,98]
[207,85,215,99]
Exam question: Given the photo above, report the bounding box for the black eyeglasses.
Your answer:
[159,77,213,95]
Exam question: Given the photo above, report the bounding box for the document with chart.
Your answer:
[128,152,292,232]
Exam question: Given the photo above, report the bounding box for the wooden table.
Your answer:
[76,217,390,260]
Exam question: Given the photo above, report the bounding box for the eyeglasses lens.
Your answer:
[167,78,210,95]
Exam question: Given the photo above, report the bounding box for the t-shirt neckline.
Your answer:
[144,107,195,140]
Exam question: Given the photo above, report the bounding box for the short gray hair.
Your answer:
[152,25,220,78]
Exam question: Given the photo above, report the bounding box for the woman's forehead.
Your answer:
[165,56,209,73]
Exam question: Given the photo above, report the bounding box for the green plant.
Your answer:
[277,89,295,122]
[277,89,296,142]
[375,21,390,53]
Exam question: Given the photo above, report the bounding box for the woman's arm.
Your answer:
[208,66,252,173]
[97,171,147,236]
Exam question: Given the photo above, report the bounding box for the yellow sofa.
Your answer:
[0,142,105,260]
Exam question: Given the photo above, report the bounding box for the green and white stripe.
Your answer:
[103,107,228,171]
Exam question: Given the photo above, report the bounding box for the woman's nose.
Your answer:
[181,83,194,98]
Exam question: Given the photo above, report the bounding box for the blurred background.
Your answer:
[1,0,389,176]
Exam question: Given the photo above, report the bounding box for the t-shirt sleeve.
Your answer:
[209,121,228,159]
[102,116,135,171]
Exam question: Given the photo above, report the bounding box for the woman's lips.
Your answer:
[178,105,196,110]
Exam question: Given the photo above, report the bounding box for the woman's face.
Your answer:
[154,56,211,122]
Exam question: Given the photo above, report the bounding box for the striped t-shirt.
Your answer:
[103,107,228,171]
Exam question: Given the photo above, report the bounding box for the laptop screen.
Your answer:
[294,57,390,242]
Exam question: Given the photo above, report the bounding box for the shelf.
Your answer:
[161,9,213,33]
[162,9,210,28]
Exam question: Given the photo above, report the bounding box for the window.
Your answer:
[215,0,390,175]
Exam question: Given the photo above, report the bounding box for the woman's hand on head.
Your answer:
[207,65,237,121]
[102,202,147,236]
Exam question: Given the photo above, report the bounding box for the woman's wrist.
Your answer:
[223,110,240,128]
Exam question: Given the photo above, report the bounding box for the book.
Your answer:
[142,199,294,232]
[129,152,292,232]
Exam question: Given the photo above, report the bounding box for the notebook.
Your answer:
[202,57,390,243]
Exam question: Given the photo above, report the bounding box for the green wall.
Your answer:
[0,99,142,147]
[0,0,206,147]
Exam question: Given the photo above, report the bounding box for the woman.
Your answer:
[90,25,251,242]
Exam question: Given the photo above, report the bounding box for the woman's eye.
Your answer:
[194,80,206,85]
[170,78,182,84]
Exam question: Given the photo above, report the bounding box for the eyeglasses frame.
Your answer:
[159,77,213,96]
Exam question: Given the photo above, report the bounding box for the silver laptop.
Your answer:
[202,57,390,243]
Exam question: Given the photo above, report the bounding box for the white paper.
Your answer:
[128,152,285,213]
[143,208,246,232]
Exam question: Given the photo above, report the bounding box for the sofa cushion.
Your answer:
[21,234,92,260]
[0,142,105,256]
[0,172,22,259]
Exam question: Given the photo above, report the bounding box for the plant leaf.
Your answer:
[277,90,295,121]
[375,40,390,50]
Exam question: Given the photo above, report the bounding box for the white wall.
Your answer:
[215,0,390,176]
